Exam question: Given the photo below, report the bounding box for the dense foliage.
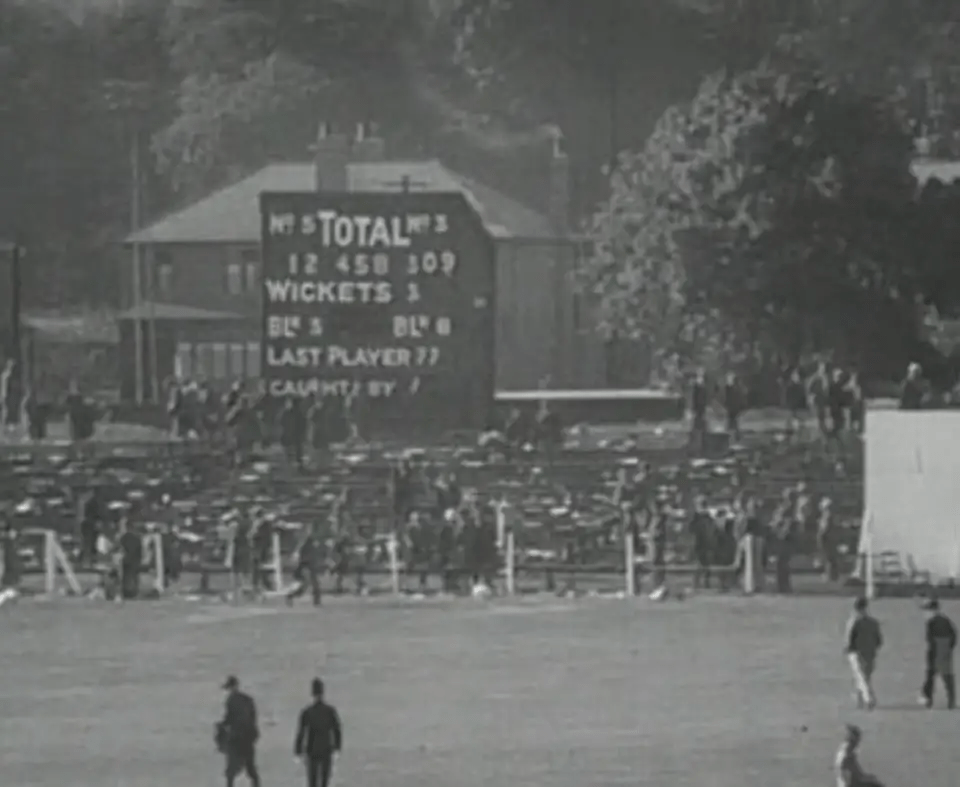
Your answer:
[4,0,960,388]
[581,62,938,379]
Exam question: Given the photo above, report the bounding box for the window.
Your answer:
[229,343,245,378]
[195,344,213,379]
[211,343,228,379]
[227,249,259,295]
[226,263,243,295]
[241,249,259,292]
[174,343,193,380]
[154,250,174,295]
[173,342,258,382]
[246,342,261,378]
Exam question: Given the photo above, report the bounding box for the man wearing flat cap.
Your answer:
[218,675,261,787]
[294,678,342,787]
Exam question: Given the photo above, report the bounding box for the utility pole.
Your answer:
[607,0,620,169]
[131,129,145,404]
[7,240,23,423]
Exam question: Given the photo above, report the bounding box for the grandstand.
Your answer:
[0,412,863,598]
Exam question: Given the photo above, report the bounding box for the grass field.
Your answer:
[0,594,952,787]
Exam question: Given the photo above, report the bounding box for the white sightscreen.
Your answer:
[864,410,960,582]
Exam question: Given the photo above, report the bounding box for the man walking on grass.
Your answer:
[218,675,261,787]
[295,678,342,787]
[919,597,956,709]
[845,596,883,710]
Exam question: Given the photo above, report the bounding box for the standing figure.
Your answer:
[807,362,831,437]
[845,597,883,710]
[817,498,840,582]
[899,362,925,410]
[0,359,19,434]
[689,496,714,590]
[782,367,808,436]
[294,678,342,787]
[218,675,261,787]
[279,398,306,469]
[688,369,709,451]
[920,598,956,709]
[287,525,324,607]
[721,372,745,443]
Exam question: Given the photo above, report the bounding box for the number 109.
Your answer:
[407,251,456,276]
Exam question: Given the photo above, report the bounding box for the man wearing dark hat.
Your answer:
[294,678,342,787]
[920,597,957,709]
[218,675,261,787]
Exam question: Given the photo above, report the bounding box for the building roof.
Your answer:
[126,161,556,245]
[22,312,119,344]
[116,302,246,322]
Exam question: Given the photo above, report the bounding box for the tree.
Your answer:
[152,0,452,198]
[581,61,927,379]
[0,0,173,306]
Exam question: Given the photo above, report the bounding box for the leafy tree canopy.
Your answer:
[581,61,943,380]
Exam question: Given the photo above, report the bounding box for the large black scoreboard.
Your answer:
[260,192,496,433]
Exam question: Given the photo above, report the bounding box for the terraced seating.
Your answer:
[0,428,864,581]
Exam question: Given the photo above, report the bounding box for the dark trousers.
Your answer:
[305,755,333,787]
[120,561,139,599]
[775,555,792,593]
[921,664,956,708]
[288,564,321,605]
[225,744,260,787]
[693,551,711,589]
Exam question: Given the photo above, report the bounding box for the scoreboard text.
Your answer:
[259,192,495,430]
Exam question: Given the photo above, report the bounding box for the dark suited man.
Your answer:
[920,598,957,709]
[219,675,261,787]
[294,678,342,787]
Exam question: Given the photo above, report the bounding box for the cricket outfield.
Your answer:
[0,594,950,787]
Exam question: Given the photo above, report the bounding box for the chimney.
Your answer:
[547,127,570,234]
[313,121,350,191]
[351,121,386,162]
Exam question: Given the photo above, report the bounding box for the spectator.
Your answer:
[306,394,327,458]
[0,359,19,435]
[722,372,746,443]
[688,369,709,451]
[807,362,830,437]
[534,400,563,458]
[828,368,847,437]
[845,372,865,433]
[900,362,926,410]
[503,407,529,458]
[689,495,715,589]
[782,367,808,437]
[279,397,306,469]
[817,497,840,582]
[169,379,192,438]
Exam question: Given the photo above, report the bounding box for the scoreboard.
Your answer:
[259,192,496,432]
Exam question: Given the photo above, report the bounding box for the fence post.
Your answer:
[504,530,516,596]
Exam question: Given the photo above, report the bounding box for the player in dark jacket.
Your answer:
[920,598,957,709]
[294,678,343,787]
[218,675,261,787]
[287,526,324,606]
